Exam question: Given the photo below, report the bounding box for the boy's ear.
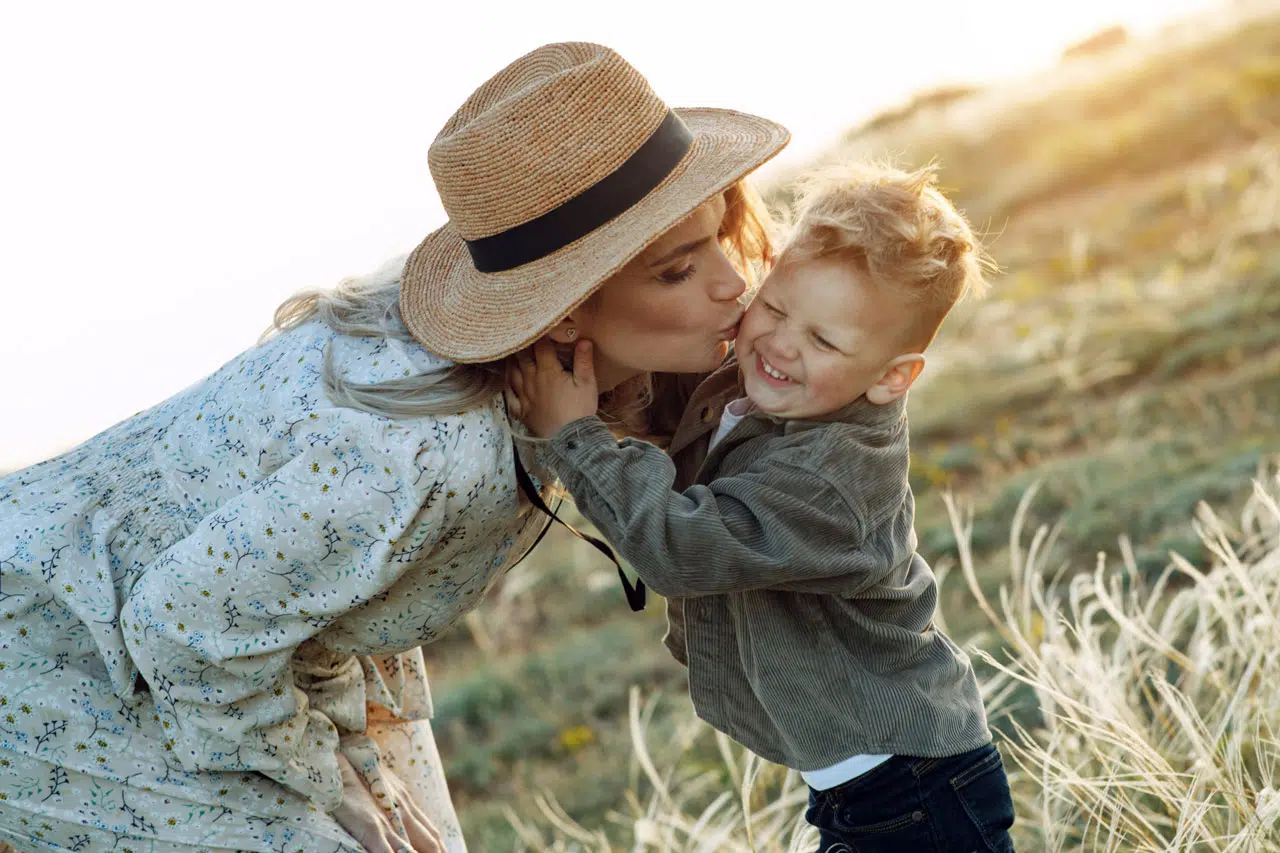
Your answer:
[865,354,925,405]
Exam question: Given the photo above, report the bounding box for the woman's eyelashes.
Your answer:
[659,263,697,283]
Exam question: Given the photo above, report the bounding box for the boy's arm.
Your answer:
[545,416,887,598]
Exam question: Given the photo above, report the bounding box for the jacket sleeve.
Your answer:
[120,411,458,809]
[544,416,890,599]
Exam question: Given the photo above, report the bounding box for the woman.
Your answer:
[0,42,787,853]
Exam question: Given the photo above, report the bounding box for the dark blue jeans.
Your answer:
[805,743,1017,852]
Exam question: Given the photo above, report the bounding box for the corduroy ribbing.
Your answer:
[543,391,991,770]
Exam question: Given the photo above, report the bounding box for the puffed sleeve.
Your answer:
[120,409,460,809]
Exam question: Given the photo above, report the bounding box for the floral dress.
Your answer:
[0,320,549,852]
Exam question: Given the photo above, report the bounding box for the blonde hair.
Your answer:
[265,178,776,432]
[782,162,991,350]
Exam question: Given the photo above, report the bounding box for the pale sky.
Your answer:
[0,0,1221,472]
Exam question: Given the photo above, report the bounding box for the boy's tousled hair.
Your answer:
[782,161,992,350]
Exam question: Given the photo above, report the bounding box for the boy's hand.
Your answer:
[505,338,597,438]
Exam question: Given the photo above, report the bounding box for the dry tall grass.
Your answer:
[972,472,1280,851]
[509,470,1280,852]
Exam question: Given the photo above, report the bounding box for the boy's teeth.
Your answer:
[761,357,790,381]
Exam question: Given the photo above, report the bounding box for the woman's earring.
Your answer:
[565,328,578,340]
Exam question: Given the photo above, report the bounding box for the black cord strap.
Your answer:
[511,441,646,611]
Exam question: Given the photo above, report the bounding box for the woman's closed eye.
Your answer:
[659,263,697,284]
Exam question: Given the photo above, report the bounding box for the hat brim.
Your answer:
[400,108,789,362]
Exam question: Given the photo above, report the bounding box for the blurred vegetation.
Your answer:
[423,5,1280,849]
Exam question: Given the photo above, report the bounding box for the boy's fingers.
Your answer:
[503,389,522,419]
[506,363,524,396]
[533,338,560,373]
[518,361,538,394]
[573,340,594,386]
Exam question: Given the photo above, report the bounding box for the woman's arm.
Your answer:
[120,410,460,808]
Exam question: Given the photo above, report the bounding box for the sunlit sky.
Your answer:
[0,0,1222,471]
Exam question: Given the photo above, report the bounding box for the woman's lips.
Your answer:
[718,313,743,341]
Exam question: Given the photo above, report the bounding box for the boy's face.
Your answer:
[735,255,913,419]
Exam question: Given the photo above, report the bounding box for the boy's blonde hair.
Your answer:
[782,162,991,351]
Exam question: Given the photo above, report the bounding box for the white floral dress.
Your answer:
[0,320,550,852]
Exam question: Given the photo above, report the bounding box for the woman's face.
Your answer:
[566,194,747,385]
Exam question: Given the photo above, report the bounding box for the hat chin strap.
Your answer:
[509,439,647,612]
[464,111,693,274]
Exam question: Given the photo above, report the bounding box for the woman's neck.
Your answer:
[593,357,641,394]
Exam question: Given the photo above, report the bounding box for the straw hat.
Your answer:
[400,42,789,362]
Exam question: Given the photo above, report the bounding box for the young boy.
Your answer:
[506,163,1016,852]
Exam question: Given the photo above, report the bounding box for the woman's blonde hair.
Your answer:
[783,161,992,350]
[264,179,775,431]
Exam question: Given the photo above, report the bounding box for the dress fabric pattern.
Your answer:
[0,321,547,852]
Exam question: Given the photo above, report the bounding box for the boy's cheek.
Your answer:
[805,371,863,410]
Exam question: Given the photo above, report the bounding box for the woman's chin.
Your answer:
[631,340,731,376]
[686,340,731,371]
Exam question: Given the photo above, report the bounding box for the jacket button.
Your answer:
[911,810,924,822]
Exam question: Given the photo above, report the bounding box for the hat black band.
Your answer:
[464,110,694,273]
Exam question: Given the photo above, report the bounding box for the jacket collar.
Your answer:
[665,354,745,459]
[780,391,908,434]
[666,351,909,463]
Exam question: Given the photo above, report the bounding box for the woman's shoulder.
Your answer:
[211,321,512,480]
[255,320,453,385]
[322,328,455,386]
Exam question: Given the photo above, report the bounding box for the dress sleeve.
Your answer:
[120,410,458,809]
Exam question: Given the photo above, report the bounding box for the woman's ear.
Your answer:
[545,317,581,345]
[865,354,925,405]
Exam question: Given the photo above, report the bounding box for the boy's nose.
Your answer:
[764,331,799,361]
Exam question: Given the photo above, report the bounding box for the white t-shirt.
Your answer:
[708,397,894,791]
[707,396,754,450]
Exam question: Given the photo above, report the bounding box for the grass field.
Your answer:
[422,5,1280,848]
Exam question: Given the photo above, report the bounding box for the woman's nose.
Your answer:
[709,258,747,302]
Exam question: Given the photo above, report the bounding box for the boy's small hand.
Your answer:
[505,338,597,438]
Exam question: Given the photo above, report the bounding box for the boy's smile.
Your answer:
[755,352,796,385]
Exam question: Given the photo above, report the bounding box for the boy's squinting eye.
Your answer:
[763,301,785,317]
[812,334,834,350]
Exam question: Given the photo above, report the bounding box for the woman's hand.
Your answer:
[330,751,444,853]
[505,338,597,438]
